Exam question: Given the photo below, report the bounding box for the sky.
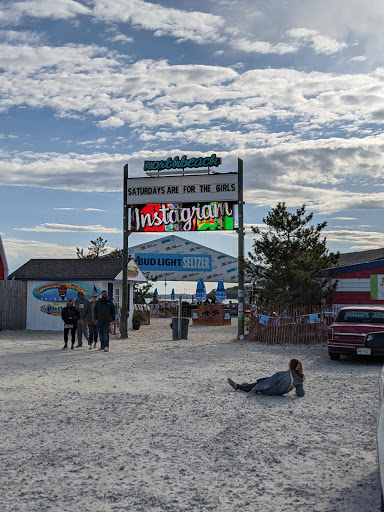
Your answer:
[1,0,384,294]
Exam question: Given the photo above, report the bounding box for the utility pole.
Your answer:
[237,158,245,340]
[121,163,129,339]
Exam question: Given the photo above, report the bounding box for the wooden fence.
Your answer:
[246,304,342,344]
[0,280,27,330]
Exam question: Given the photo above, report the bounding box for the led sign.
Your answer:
[129,201,235,232]
[144,154,221,172]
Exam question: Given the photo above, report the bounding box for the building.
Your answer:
[7,258,146,331]
[328,248,384,307]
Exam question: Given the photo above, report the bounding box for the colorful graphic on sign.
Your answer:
[129,202,234,232]
[135,253,212,272]
[33,283,102,302]
[144,154,221,172]
[128,263,139,278]
[40,302,67,316]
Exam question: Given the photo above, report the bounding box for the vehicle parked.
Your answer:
[378,365,384,511]
[327,306,384,360]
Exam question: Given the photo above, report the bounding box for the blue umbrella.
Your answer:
[153,288,158,299]
[195,278,206,303]
[170,288,175,300]
[215,280,226,303]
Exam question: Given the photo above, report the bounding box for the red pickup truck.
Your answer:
[327,306,384,360]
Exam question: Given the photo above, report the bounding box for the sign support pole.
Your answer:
[237,158,245,340]
[121,163,129,339]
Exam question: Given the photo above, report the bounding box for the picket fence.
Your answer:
[246,304,342,344]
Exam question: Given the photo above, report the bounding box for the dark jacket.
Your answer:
[251,370,305,397]
[61,306,80,325]
[94,297,115,324]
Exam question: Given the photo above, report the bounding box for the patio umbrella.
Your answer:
[170,288,175,300]
[215,280,226,303]
[153,288,158,299]
[195,278,207,303]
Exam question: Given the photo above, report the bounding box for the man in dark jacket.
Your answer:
[74,291,90,347]
[60,298,80,350]
[94,290,115,352]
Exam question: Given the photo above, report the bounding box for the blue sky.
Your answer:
[1,0,384,293]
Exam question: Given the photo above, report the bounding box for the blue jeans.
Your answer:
[88,324,98,345]
[98,322,110,349]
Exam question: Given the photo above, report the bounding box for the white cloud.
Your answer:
[286,28,347,55]
[10,0,91,21]
[14,223,121,233]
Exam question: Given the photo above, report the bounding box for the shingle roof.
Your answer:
[8,259,126,280]
[337,248,384,268]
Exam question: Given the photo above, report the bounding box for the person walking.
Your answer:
[74,291,89,347]
[227,359,305,397]
[87,292,99,349]
[61,298,80,350]
[94,290,115,353]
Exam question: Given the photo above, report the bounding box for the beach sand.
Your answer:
[0,318,382,511]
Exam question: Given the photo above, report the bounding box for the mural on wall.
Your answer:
[33,283,102,302]
[39,302,67,317]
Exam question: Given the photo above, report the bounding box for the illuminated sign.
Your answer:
[129,202,235,232]
[135,253,212,272]
[144,154,221,172]
[127,173,238,204]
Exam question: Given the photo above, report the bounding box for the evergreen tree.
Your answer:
[76,237,108,259]
[247,203,339,307]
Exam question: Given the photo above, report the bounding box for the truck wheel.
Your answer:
[329,352,340,361]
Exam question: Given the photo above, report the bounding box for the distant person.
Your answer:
[74,291,89,347]
[94,290,115,353]
[87,292,99,349]
[227,359,305,397]
[61,298,80,350]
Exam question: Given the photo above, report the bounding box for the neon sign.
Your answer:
[144,154,221,172]
[129,201,235,232]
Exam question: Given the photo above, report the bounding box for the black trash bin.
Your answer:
[171,317,189,340]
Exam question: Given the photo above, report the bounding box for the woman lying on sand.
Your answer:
[227,358,305,397]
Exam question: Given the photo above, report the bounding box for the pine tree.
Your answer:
[76,237,108,259]
[247,203,339,307]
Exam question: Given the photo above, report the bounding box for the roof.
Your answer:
[7,258,146,282]
[338,248,384,267]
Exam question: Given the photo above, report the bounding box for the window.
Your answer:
[115,288,120,306]
[338,309,384,323]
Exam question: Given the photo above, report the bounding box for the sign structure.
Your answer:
[129,201,235,232]
[144,154,221,172]
[128,234,238,283]
[127,172,237,204]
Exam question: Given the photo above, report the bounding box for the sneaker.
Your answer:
[227,378,238,390]
[89,345,92,350]
[75,344,82,348]
[71,344,74,350]
[103,347,109,352]
[98,347,103,351]
[62,345,68,350]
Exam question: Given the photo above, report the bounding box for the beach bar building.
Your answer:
[328,248,384,308]
[7,258,147,331]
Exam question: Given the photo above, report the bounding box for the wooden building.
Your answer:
[7,258,146,331]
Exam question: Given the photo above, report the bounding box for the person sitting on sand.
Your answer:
[227,359,305,397]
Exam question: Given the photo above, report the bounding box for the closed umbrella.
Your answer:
[215,280,226,303]
[195,278,206,303]
[171,288,175,300]
[153,288,158,299]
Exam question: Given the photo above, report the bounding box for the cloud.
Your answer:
[14,223,121,233]
[2,0,91,23]
[92,0,225,45]
[286,28,347,55]
[53,207,106,212]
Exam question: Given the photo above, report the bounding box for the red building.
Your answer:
[328,248,384,307]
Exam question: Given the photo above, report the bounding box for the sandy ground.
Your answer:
[0,318,382,512]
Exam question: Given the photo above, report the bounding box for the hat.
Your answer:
[78,291,84,296]
[102,290,108,294]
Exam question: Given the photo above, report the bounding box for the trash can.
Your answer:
[171,317,189,340]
